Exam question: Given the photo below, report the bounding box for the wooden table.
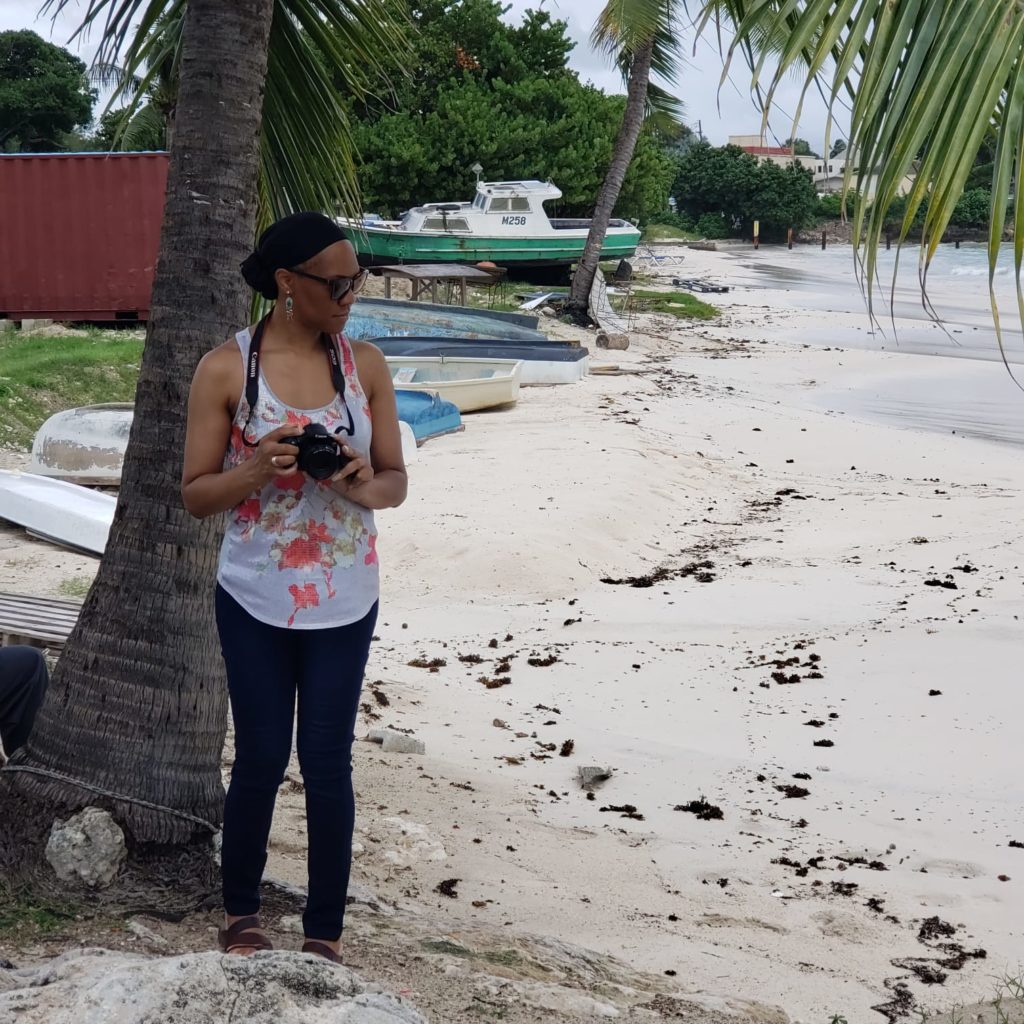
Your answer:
[376,263,504,305]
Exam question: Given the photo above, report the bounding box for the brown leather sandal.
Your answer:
[301,940,343,964]
[218,915,273,955]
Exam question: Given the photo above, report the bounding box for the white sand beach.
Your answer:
[2,242,1021,1022]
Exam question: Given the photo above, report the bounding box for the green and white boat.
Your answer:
[342,180,641,273]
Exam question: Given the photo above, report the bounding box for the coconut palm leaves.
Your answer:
[717,0,1024,345]
[44,0,408,227]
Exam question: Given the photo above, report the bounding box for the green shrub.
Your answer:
[696,212,730,239]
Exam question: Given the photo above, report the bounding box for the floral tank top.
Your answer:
[216,327,379,629]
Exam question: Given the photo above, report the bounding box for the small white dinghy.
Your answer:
[29,403,133,486]
[386,356,522,413]
[0,470,116,556]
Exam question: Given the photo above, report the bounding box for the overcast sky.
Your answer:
[1,0,850,151]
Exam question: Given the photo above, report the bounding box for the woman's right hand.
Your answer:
[251,424,304,485]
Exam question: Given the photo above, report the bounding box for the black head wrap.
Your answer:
[241,212,349,300]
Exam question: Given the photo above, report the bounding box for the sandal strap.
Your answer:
[302,940,343,963]
[220,916,273,952]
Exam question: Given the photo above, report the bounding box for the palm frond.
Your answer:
[714,0,1024,354]
[45,0,410,232]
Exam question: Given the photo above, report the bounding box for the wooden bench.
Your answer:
[0,592,82,652]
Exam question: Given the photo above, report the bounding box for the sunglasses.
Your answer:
[289,267,369,301]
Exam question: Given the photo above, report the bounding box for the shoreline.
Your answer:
[1,246,1022,1022]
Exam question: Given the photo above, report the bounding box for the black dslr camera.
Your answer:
[280,423,350,481]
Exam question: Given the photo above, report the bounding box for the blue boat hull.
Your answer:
[395,390,463,442]
[369,336,588,363]
[347,298,545,344]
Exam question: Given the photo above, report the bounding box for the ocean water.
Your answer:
[723,243,1024,446]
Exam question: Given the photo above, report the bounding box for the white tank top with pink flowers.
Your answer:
[216,327,379,629]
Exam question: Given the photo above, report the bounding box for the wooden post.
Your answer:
[955,239,961,249]
[753,219,760,249]
[821,230,827,250]
[787,228,793,250]
[384,274,392,300]
[431,279,438,304]
[886,233,891,250]
[460,277,467,306]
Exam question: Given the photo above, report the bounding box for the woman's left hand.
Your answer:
[331,445,374,495]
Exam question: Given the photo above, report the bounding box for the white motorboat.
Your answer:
[387,356,522,413]
[0,470,116,556]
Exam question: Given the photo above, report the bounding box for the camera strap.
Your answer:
[241,313,352,446]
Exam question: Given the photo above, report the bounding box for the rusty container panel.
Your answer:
[0,152,168,322]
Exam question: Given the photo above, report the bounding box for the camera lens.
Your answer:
[301,441,339,480]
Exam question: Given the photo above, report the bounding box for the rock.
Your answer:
[125,917,169,951]
[279,914,304,935]
[45,808,126,889]
[0,948,426,1023]
[376,817,447,867]
[0,320,14,333]
[540,307,557,318]
[19,318,53,333]
[367,729,388,743]
[381,732,425,755]
[577,766,613,791]
[596,331,630,351]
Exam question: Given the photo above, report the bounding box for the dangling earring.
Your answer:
[285,292,294,321]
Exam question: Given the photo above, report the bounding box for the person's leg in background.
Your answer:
[215,585,298,951]
[0,645,49,758]
[296,602,378,954]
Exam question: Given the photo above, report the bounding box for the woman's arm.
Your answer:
[180,346,302,518]
[332,343,408,511]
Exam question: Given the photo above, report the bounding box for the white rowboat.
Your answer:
[387,356,522,413]
[29,403,133,486]
[0,470,116,556]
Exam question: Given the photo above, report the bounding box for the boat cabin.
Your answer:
[395,180,632,236]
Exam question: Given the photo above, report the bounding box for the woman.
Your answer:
[182,212,407,963]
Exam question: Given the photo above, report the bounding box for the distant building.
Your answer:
[727,135,914,199]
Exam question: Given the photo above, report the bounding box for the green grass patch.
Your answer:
[620,289,720,321]
[58,576,93,599]
[0,330,143,450]
[0,895,70,935]
[642,224,699,243]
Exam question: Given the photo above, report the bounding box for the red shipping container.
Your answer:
[0,151,168,322]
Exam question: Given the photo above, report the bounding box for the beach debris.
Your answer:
[559,739,575,757]
[830,881,858,897]
[924,577,958,590]
[998,874,1011,881]
[1010,840,1023,849]
[911,536,929,544]
[873,980,916,1023]
[45,807,126,889]
[813,739,835,748]
[601,559,715,588]
[408,657,446,672]
[488,638,499,649]
[459,653,484,664]
[479,675,511,689]
[918,916,956,942]
[804,719,826,727]
[577,766,613,791]
[528,654,559,667]
[493,719,510,730]
[596,330,630,351]
[599,804,644,821]
[563,617,582,626]
[775,784,810,799]
[382,732,426,755]
[929,689,943,696]
[674,798,724,821]
[435,878,460,899]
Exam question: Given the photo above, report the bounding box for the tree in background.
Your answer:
[829,139,847,159]
[0,30,94,151]
[673,142,818,240]
[567,0,684,318]
[784,137,819,158]
[349,0,675,224]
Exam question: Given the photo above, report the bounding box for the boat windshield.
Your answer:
[472,193,486,210]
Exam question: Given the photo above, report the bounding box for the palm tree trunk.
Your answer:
[567,38,655,319]
[0,0,275,910]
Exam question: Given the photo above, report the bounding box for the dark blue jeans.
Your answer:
[215,584,377,940]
